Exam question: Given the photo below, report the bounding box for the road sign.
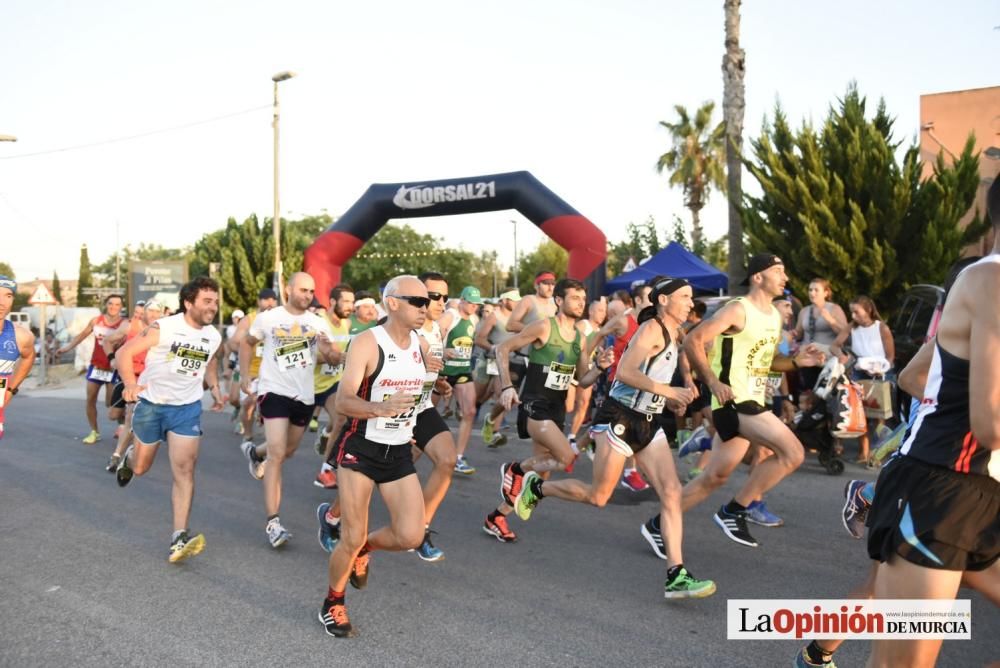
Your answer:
[28,283,58,305]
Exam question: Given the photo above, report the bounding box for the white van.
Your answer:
[6,312,31,329]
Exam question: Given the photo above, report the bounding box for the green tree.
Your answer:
[51,271,63,304]
[742,85,988,309]
[703,235,729,273]
[514,239,568,291]
[607,217,663,277]
[191,215,273,315]
[671,215,690,250]
[76,244,95,307]
[0,262,13,279]
[656,102,726,255]
[722,0,747,291]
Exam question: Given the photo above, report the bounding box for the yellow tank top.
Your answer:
[314,313,351,392]
[709,297,782,408]
[248,311,263,377]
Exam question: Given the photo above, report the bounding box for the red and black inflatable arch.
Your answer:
[304,171,606,307]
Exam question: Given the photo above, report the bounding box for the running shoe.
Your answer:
[686,467,702,482]
[713,506,759,547]
[115,445,134,488]
[349,552,370,589]
[414,529,444,562]
[316,502,339,553]
[841,479,870,540]
[678,426,712,459]
[640,517,667,560]
[105,453,121,473]
[481,419,494,445]
[500,462,524,505]
[583,440,596,461]
[746,500,784,527]
[314,428,332,456]
[794,646,839,667]
[568,435,578,454]
[621,469,650,492]
[241,440,265,480]
[314,468,338,489]
[487,433,508,448]
[309,417,320,432]
[233,422,244,435]
[266,518,291,548]
[168,531,206,564]
[454,456,475,475]
[82,430,100,445]
[514,472,542,520]
[483,514,517,542]
[663,567,716,599]
[318,600,355,638]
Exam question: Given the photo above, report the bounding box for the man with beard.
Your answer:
[313,284,354,489]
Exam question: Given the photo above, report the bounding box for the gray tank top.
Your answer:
[804,304,838,347]
[518,296,556,356]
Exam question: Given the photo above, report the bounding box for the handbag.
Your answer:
[859,378,893,420]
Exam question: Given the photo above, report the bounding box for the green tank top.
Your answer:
[443,316,475,376]
[709,297,782,408]
[523,318,583,399]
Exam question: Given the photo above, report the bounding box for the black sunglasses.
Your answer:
[427,292,448,302]
[389,295,431,308]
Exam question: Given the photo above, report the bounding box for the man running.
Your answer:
[239,272,338,548]
[439,286,482,474]
[484,278,605,543]
[864,183,1000,668]
[317,275,433,638]
[0,276,36,440]
[349,291,379,335]
[474,288,522,447]
[231,289,278,448]
[642,254,824,549]
[313,284,354,489]
[113,277,224,563]
[57,294,129,444]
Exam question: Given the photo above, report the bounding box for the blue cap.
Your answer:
[0,276,15,294]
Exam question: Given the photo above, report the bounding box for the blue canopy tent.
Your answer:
[606,242,728,294]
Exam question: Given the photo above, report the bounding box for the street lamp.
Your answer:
[272,70,297,302]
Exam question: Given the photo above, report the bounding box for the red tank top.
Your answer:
[90,315,123,369]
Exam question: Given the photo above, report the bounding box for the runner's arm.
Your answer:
[474,312,496,352]
[968,265,1000,450]
[577,346,614,388]
[495,319,548,391]
[116,324,160,393]
[505,296,532,333]
[897,338,934,398]
[683,300,745,390]
[334,330,413,419]
[616,322,687,400]
[5,327,36,399]
[56,317,95,353]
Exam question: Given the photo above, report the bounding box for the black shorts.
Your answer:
[109,382,127,410]
[516,396,567,440]
[712,400,769,442]
[590,399,666,457]
[335,431,416,484]
[258,393,314,428]
[866,455,1000,572]
[687,380,712,414]
[314,382,338,407]
[413,407,450,451]
[445,373,472,387]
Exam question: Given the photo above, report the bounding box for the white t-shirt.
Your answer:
[250,306,334,403]
[139,313,222,405]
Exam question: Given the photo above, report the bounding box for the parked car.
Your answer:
[6,311,31,329]
[890,284,944,373]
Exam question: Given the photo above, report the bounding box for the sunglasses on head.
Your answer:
[427,291,448,302]
[389,295,431,308]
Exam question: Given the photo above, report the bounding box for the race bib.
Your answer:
[0,377,7,408]
[171,345,209,377]
[453,345,472,360]
[749,366,771,401]
[276,339,312,370]
[487,359,499,376]
[636,392,667,415]
[373,393,422,431]
[418,379,436,407]
[544,362,575,391]
[87,367,115,383]
[321,362,344,377]
[254,342,264,358]
[429,343,444,360]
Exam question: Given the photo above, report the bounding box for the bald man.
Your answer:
[240,273,340,548]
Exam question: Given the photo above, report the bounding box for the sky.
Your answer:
[0,0,996,283]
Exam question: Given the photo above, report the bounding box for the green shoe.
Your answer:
[82,430,100,445]
[309,418,320,432]
[481,419,494,445]
[675,429,692,449]
[664,567,716,599]
[515,472,541,521]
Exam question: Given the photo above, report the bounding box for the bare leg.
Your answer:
[539,432,625,506]
[85,381,100,432]
[420,431,457,525]
[328,468,375,592]
[166,434,200,532]
[453,382,476,457]
[366,474,425,552]
[261,417,306,518]
[730,411,805,507]
[635,436,684,567]
[681,433,750,512]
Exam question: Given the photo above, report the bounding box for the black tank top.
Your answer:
[900,341,995,477]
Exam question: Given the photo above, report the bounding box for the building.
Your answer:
[919,85,1000,255]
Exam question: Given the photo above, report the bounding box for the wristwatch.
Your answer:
[8,386,18,395]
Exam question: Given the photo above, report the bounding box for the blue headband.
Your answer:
[0,276,15,294]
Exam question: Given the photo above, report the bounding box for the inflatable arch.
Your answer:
[304,171,607,307]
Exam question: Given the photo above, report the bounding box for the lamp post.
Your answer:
[271,71,296,303]
[510,219,519,292]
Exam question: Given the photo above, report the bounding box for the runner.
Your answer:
[231,289,278,450]
[239,272,338,548]
[474,288,522,448]
[224,308,245,420]
[313,284,354,490]
[484,278,606,543]
[106,300,165,471]
[506,270,557,336]
[641,254,825,549]
[113,277,224,563]
[0,276,36,440]
[316,271,458,562]
[317,274,433,638]
[564,296,606,451]
[103,300,149,443]
[439,286,482,474]
[56,294,129,444]
[350,291,379,335]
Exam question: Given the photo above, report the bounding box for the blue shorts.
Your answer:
[132,399,203,444]
[86,365,120,385]
[314,382,339,407]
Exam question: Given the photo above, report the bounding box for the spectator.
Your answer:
[794,278,848,391]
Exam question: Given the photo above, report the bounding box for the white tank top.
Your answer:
[416,321,443,412]
[139,313,222,405]
[362,326,427,445]
[850,321,887,362]
[609,320,679,415]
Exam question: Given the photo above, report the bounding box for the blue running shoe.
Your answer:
[415,529,444,562]
[678,426,712,459]
[746,500,784,527]
[841,479,870,540]
[316,502,339,553]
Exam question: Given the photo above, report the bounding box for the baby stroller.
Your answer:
[793,355,867,475]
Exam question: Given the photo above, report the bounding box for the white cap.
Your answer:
[232,309,246,319]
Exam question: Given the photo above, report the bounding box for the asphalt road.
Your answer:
[1,390,997,667]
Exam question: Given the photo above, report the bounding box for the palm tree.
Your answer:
[722,0,746,292]
[656,102,726,254]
